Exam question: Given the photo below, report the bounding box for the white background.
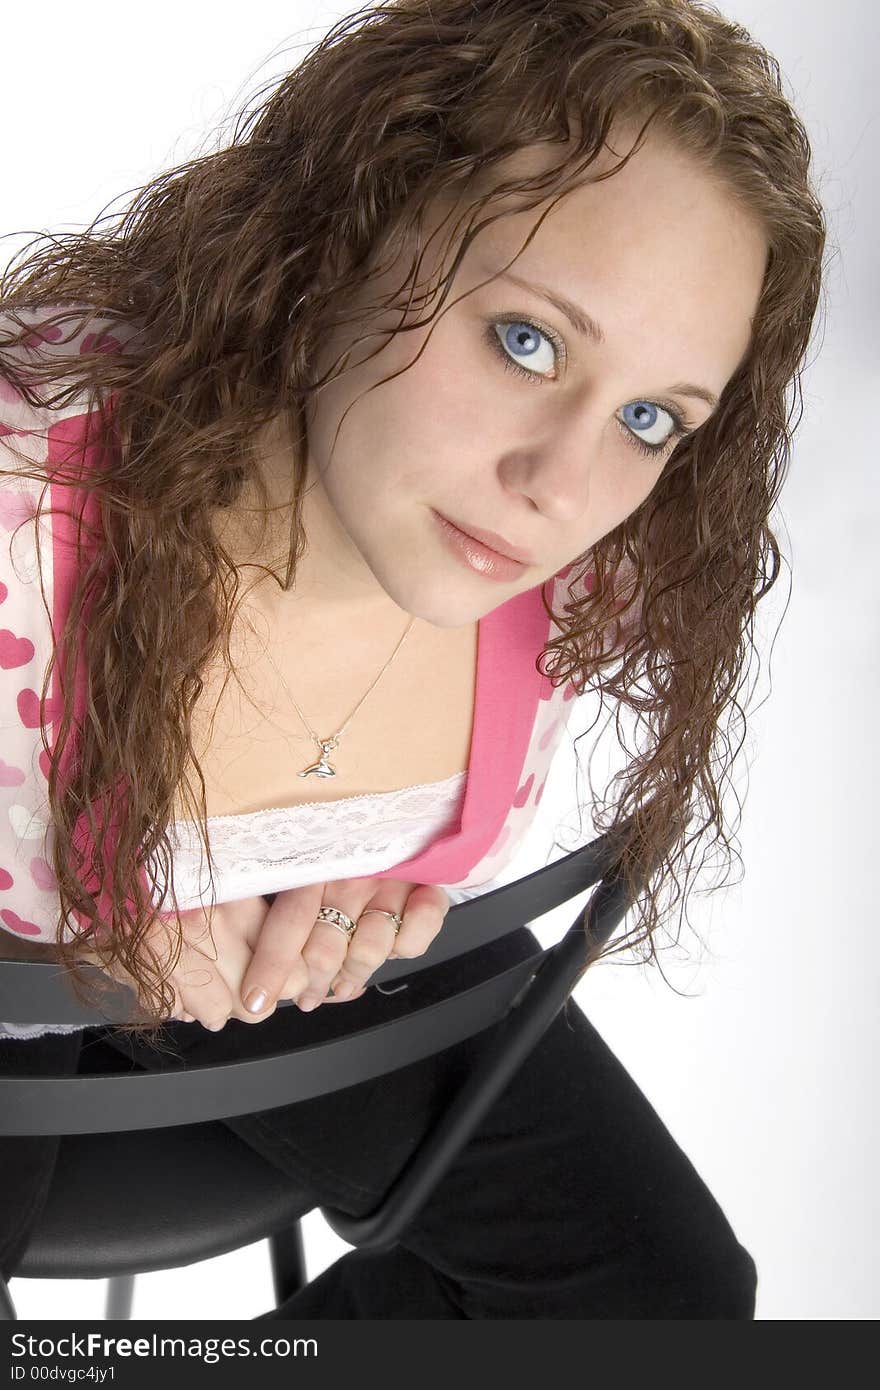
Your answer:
[2,0,876,1321]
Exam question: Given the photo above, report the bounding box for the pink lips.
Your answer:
[432,511,529,582]
[440,516,534,565]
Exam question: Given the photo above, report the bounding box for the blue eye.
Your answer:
[617,401,682,458]
[488,318,562,381]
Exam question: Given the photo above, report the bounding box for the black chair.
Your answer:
[0,817,651,1321]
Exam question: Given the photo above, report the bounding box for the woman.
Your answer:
[0,0,825,1318]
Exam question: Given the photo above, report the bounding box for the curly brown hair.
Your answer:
[0,0,827,1037]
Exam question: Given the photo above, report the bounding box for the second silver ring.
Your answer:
[357,908,403,936]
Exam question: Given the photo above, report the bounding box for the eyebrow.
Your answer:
[494,269,720,411]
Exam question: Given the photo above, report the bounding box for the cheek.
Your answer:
[396,351,486,444]
[620,473,656,518]
[349,358,484,495]
[570,467,657,556]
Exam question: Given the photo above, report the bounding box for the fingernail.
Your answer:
[297,995,319,1012]
[331,981,355,1000]
[244,987,268,1015]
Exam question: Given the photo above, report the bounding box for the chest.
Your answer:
[171,606,479,822]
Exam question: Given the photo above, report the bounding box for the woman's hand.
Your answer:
[75,895,271,1031]
[76,878,450,1030]
[238,878,451,1017]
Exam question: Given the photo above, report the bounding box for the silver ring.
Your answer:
[357,908,403,936]
[315,905,357,941]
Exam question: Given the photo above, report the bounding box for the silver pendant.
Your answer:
[298,737,340,779]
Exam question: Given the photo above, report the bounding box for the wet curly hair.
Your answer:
[0,0,827,1036]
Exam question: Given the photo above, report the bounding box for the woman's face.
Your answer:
[290,127,768,629]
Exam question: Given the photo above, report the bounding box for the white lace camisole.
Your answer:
[0,769,501,1041]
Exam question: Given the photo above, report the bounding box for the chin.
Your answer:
[424,609,480,630]
[408,588,504,630]
[376,559,516,629]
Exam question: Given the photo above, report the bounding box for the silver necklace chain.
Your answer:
[254,612,417,780]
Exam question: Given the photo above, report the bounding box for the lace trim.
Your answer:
[164,771,468,894]
[172,769,468,827]
[0,1021,87,1041]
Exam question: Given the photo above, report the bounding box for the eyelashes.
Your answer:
[484,315,694,460]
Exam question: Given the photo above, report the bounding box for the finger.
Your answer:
[326,896,410,1000]
[388,885,450,960]
[237,881,325,1016]
[175,945,236,1031]
[297,911,359,1010]
[203,897,279,1025]
[294,878,388,1009]
[166,1006,195,1023]
[167,905,242,1031]
[323,983,368,1004]
[219,895,280,955]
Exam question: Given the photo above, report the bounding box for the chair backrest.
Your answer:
[0,820,648,1138]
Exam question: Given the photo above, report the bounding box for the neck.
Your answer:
[212,416,406,623]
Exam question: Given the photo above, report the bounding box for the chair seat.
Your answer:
[16,1123,316,1279]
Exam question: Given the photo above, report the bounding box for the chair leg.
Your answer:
[105,1274,135,1320]
[0,1275,17,1320]
[268,1221,308,1306]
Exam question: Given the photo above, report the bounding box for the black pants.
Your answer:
[0,928,757,1319]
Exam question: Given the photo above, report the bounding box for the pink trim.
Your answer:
[372,580,554,885]
[46,406,144,939]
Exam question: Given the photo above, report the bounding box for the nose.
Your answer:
[497,397,601,524]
